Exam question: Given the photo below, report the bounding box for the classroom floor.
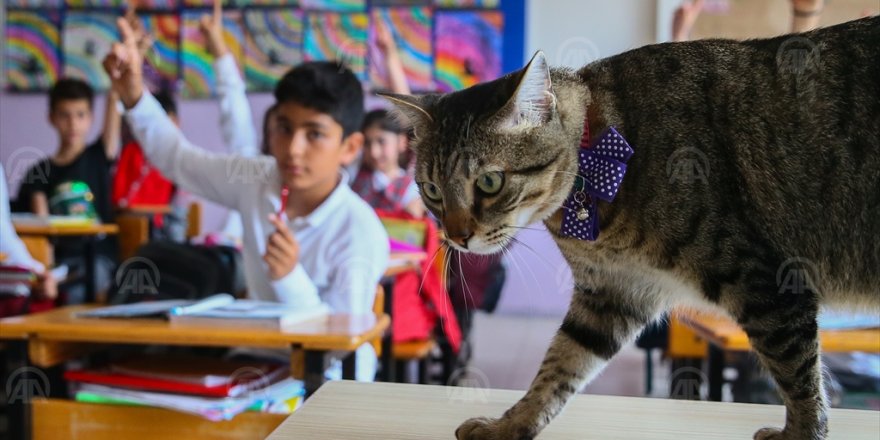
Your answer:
[466,311,669,398]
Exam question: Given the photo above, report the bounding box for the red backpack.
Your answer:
[112,142,175,223]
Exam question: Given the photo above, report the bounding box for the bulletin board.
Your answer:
[689,0,876,40]
[3,0,515,97]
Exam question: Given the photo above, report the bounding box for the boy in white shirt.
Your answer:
[103,18,389,381]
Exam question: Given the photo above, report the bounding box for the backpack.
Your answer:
[110,241,245,304]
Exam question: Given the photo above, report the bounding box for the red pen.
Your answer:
[278,185,289,218]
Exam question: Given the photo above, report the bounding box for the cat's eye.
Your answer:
[476,172,505,195]
[421,182,443,202]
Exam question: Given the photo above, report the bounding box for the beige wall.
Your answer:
[691,0,877,40]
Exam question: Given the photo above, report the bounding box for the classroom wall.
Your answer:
[492,0,658,316]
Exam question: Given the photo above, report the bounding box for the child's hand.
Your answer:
[263,214,299,281]
[375,18,397,55]
[199,1,229,59]
[33,271,58,301]
[124,3,153,58]
[103,17,144,108]
[672,0,704,42]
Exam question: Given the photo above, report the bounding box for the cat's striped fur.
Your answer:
[384,17,879,440]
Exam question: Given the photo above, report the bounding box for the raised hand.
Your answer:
[103,17,144,108]
[124,3,153,58]
[375,17,397,55]
[199,0,229,59]
[672,0,704,42]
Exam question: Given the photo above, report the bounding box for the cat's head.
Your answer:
[383,52,584,254]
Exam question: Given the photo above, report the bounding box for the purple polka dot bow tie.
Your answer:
[560,123,634,241]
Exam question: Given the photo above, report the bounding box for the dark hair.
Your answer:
[49,78,94,112]
[362,109,405,134]
[274,61,364,138]
[261,103,279,155]
[154,89,178,116]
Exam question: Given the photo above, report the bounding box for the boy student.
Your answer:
[16,78,122,301]
[104,18,389,380]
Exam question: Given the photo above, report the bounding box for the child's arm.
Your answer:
[104,17,260,210]
[401,179,424,218]
[1,168,45,273]
[101,89,122,160]
[790,0,824,32]
[30,193,49,217]
[376,19,410,95]
[200,1,257,156]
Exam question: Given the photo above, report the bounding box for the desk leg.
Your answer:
[7,340,33,440]
[708,344,725,401]
[342,351,357,380]
[379,278,395,382]
[84,238,97,303]
[303,349,327,398]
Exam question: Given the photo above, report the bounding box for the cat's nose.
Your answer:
[448,231,474,249]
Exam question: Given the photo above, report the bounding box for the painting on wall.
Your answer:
[181,10,245,98]
[4,11,60,91]
[304,12,368,81]
[62,12,118,91]
[243,8,304,92]
[434,10,502,92]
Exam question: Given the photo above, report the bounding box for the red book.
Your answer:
[65,364,286,398]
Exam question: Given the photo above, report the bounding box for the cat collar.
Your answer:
[559,121,634,241]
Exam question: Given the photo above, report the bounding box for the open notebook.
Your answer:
[78,294,329,329]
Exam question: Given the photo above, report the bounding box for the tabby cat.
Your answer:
[383,16,879,440]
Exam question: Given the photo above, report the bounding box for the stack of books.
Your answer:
[65,355,304,421]
[0,265,36,297]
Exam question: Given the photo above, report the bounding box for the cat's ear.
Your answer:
[495,51,556,132]
[378,93,434,139]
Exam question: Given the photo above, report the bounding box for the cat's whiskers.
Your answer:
[501,233,547,297]
[417,242,446,298]
[457,250,478,313]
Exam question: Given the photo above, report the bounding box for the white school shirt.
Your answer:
[125,92,390,380]
[0,167,45,272]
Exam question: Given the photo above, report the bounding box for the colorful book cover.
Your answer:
[62,12,119,92]
[236,0,298,5]
[304,12,368,81]
[4,11,60,92]
[181,10,245,99]
[243,8,304,92]
[65,0,124,6]
[434,10,502,92]
[368,7,433,91]
[140,13,181,93]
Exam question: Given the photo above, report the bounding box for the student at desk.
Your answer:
[104,18,389,381]
[0,166,58,316]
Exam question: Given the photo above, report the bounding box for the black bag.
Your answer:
[110,241,245,304]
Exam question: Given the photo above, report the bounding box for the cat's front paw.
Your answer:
[754,427,795,440]
[455,417,535,440]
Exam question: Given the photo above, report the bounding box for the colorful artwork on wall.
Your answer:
[4,11,60,91]
[181,10,245,98]
[369,7,433,91]
[62,12,118,91]
[434,10,502,92]
[243,8,304,92]
[304,12,368,81]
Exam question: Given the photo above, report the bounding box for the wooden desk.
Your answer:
[679,313,880,402]
[13,222,119,303]
[0,305,390,440]
[267,381,879,439]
